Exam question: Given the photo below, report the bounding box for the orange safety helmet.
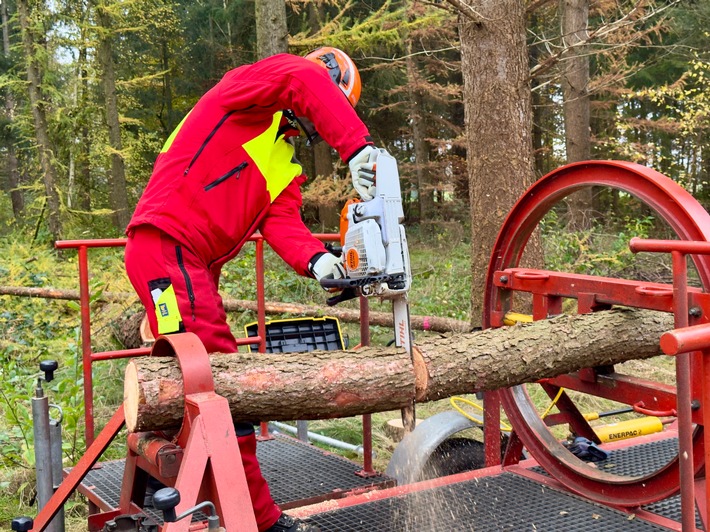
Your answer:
[304,47,361,107]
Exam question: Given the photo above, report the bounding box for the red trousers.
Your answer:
[125,224,281,531]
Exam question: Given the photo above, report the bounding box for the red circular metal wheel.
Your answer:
[484,160,710,506]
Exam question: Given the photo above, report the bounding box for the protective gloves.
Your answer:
[308,252,346,283]
[348,145,379,200]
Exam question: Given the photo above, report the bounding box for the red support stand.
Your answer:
[164,391,257,531]
[127,333,258,531]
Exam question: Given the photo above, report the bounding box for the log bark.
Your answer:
[113,311,143,349]
[112,311,151,349]
[125,308,673,432]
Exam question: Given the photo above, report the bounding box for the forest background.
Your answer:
[1,0,710,527]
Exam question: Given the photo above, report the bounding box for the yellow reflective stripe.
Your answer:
[266,136,302,201]
[155,284,183,334]
[161,110,193,153]
[243,111,302,202]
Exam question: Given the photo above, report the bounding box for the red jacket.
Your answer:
[127,54,372,274]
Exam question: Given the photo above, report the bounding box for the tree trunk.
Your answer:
[529,12,555,179]
[561,0,593,230]
[458,0,541,328]
[94,0,130,232]
[1,0,24,220]
[77,43,92,211]
[314,143,339,229]
[112,310,148,349]
[255,0,287,59]
[304,1,337,229]
[160,39,175,135]
[125,308,672,432]
[405,28,434,221]
[17,0,62,241]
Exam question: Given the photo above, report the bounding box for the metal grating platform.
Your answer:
[76,433,392,512]
[589,437,679,477]
[529,437,701,527]
[531,437,679,478]
[256,434,394,507]
[596,438,703,529]
[302,473,671,531]
[74,431,697,530]
[78,460,200,525]
[644,493,696,528]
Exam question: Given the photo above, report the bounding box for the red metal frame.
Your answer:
[38,162,710,530]
[633,238,710,531]
[482,161,710,526]
[54,234,345,444]
[51,231,379,529]
[54,239,130,446]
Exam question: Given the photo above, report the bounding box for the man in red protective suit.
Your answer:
[124,48,380,532]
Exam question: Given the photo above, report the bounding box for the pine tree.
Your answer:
[17,0,62,241]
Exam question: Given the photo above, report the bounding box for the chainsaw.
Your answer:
[320,149,416,430]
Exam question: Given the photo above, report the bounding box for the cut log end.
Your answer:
[140,314,155,346]
[384,417,426,442]
[124,361,139,433]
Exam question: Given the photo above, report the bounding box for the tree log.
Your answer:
[112,310,146,349]
[125,308,674,432]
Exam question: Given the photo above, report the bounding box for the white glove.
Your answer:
[348,145,379,200]
[309,253,346,282]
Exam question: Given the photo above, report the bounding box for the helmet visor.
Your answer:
[320,53,342,83]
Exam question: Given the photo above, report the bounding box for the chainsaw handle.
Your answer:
[320,274,391,291]
[324,242,342,257]
[319,279,361,306]
[319,278,357,289]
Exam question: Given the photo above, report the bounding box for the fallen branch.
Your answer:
[0,285,470,333]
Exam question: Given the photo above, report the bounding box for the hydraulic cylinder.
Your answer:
[32,387,57,532]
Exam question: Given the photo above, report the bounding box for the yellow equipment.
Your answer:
[592,416,664,443]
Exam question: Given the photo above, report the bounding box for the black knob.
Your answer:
[12,517,33,531]
[153,487,180,522]
[40,360,59,382]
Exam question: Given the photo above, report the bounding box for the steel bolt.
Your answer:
[689,307,702,318]
[691,399,701,411]
[500,275,509,284]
